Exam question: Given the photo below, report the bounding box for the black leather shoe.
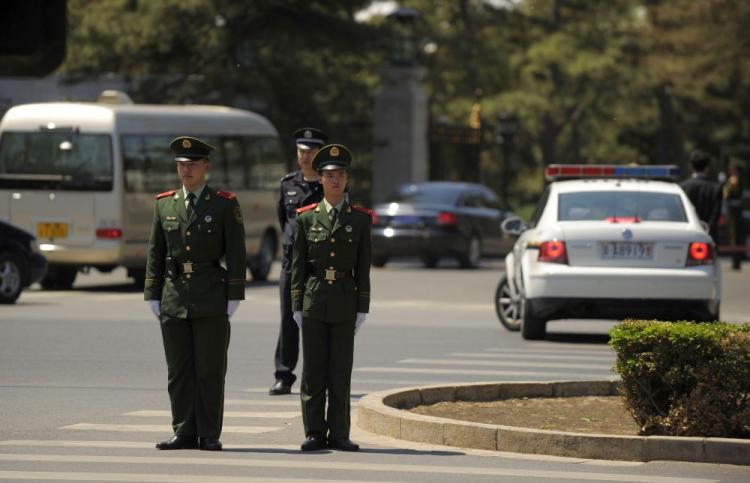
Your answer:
[300,434,327,451]
[155,435,198,450]
[269,380,292,395]
[328,438,359,452]
[199,437,223,451]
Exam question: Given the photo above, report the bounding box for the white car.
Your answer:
[496,164,721,340]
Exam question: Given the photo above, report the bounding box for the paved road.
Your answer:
[1,259,748,482]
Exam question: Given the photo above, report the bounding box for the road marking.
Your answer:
[373,300,490,311]
[0,471,394,483]
[449,352,615,362]
[485,347,615,356]
[58,424,281,434]
[399,358,613,371]
[351,378,468,386]
[0,454,716,482]
[224,399,301,406]
[355,367,608,378]
[124,410,300,418]
[0,440,298,451]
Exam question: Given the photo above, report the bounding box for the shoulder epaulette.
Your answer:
[351,204,374,217]
[155,189,176,200]
[215,190,236,200]
[281,172,297,181]
[297,203,319,214]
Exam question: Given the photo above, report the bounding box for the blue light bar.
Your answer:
[546,164,680,181]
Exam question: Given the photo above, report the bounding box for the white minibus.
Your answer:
[0,91,283,288]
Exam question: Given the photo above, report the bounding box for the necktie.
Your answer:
[329,207,338,226]
[186,192,196,221]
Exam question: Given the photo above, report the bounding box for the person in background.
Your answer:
[145,136,246,451]
[291,144,372,452]
[269,127,327,396]
[680,149,723,242]
[723,162,745,270]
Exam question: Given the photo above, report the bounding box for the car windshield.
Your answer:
[386,185,461,205]
[558,191,687,222]
[0,131,113,191]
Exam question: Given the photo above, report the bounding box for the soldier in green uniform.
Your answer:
[144,136,246,452]
[291,144,372,452]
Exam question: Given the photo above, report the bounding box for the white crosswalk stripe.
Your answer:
[0,471,397,483]
[398,358,613,371]
[449,352,615,362]
[124,410,300,418]
[354,366,608,378]
[58,423,282,434]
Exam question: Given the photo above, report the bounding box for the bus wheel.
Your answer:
[249,232,276,282]
[40,265,77,290]
[128,268,146,289]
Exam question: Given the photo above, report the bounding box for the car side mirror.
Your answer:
[501,216,527,236]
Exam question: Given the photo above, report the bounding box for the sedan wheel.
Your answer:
[249,233,276,281]
[0,252,25,304]
[459,235,481,269]
[494,275,521,331]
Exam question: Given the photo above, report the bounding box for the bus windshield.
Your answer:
[0,131,113,191]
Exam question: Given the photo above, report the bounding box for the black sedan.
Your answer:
[0,220,48,303]
[372,182,516,268]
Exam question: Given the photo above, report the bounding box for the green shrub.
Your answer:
[609,320,750,437]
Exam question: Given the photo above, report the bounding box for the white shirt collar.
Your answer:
[183,184,206,202]
[322,197,345,214]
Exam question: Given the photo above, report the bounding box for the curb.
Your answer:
[356,380,750,465]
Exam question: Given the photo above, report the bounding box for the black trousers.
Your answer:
[273,252,299,384]
[300,317,355,440]
[159,314,230,438]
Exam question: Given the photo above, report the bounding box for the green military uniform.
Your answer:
[144,137,246,442]
[291,144,372,444]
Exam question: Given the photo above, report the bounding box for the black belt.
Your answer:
[312,268,352,281]
[166,258,220,277]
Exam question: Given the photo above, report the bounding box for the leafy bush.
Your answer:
[609,320,750,437]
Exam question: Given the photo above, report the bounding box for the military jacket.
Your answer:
[291,201,371,323]
[277,171,324,248]
[680,176,723,238]
[144,186,246,318]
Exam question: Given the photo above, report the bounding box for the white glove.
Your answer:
[148,300,160,319]
[355,312,367,334]
[227,300,240,318]
[293,311,303,330]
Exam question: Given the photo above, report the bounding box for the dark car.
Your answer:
[0,220,48,303]
[372,182,516,268]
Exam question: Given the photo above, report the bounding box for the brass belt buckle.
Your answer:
[182,262,194,274]
[324,269,336,281]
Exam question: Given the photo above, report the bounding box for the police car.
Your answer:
[496,164,721,340]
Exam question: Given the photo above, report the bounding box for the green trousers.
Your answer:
[159,315,230,438]
[300,317,355,440]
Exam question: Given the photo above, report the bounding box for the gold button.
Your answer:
[330,252,335,257]
[331,238,336,243]
[329,266,334,269]
[186,274,192,279]
[186,246,191,251]
[328,281,333,285]
[186,231,191,236]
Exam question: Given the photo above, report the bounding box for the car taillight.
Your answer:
[436,211,458,226]
[96,228,122,239]
[686,241,713,266]
[538,240,568,264]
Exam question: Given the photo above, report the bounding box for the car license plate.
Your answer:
[391,215,422,226]
[37,222,69,238]
[601,241,653,259]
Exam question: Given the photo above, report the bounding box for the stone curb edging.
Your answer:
[356,380,749,466]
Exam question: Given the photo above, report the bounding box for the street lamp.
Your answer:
[495,112,519,206]
[386,6,421,66]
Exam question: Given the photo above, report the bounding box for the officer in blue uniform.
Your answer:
[269,128,327,395]
[145,136,246,451]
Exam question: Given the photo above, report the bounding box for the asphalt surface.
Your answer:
[1,258,748,482]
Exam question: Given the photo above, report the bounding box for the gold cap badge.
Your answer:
[304,130,312,138]
[330,146,339,157]
[182,139,192,148]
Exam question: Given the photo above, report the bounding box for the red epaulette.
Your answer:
[351,204,374,217]
[296,203,319,214]
[215,190,236,200]
[155,189,176,200]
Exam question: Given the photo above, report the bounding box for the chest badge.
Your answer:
[345,225,353,233]
[204,215,212,223]
[165,216,177,221]
[287,191,297,196]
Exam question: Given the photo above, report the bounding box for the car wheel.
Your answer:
[0,251,26,304]
[422,256,439,268]
[372,255,388,268]
[40,265,77,290]
[249,232,276,281]
[520,298,546,340]
[129,268,146,289]
[459,235,481,269]
[494,275,521,331]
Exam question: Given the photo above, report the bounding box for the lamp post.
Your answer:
[495,112,519,207]
[386,6,421,66]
